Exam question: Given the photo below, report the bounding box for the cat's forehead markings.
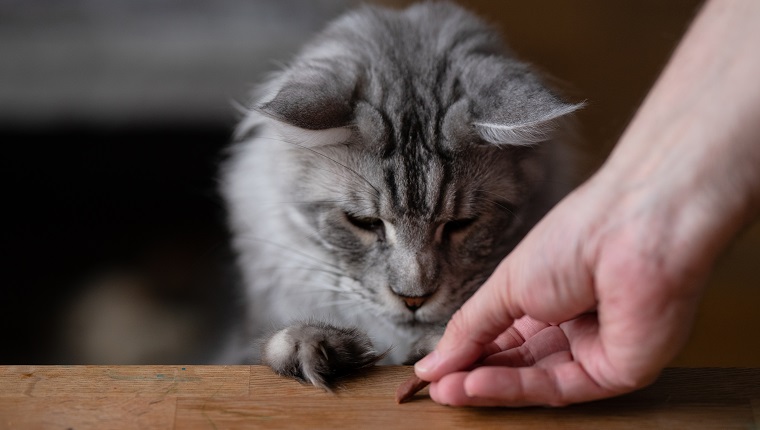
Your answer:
[374,149,452,225]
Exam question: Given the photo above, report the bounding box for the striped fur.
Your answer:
[220,2,581,387]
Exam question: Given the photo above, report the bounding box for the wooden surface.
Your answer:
[1,366,758,429]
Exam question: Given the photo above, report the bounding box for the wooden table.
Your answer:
[1,366,758,429]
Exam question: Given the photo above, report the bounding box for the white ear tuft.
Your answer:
[271,120,353,148]
[474,121,555,146]
[473,102,584,146]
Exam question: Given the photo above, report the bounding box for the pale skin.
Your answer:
[414,0,760,406]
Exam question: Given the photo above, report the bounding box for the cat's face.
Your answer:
[234,3,580,328]
[288,118,544,326]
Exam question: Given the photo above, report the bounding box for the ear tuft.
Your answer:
[461,57,584,145]
[473,102,584,146]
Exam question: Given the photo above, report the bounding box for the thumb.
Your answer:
[414,257,524,381]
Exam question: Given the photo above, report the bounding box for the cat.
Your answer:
[220,1,582,389]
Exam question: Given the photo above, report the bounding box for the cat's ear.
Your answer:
[463,58,583,146]
[257,60,358,131]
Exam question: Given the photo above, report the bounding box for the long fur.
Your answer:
[220,2,581,387]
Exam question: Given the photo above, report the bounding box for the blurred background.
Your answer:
[2,0,757,365]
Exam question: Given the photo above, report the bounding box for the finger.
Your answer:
[478,317,550,361]
[481,325,569,367]
[534,350,573,369]
[461,362,617,407]
[429,372,513,407]
[415,258,522,381]
[488,316,550,353]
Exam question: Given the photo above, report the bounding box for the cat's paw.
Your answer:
[261,321,385,390]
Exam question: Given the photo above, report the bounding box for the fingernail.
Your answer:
[414,350,439,373]
[463,374,475,398]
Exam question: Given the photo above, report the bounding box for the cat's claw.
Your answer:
[262,322,385,391]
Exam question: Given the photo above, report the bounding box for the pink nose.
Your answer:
[399,295,429,311]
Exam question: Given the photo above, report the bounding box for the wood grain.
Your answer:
[1,366,757,429]
[0,365,249,397]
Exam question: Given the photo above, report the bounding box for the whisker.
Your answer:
[474,189,513,203]
[289,285,348,296]
[290,143,382,199]
[303,165,382,202]
[472,196,525,225]
[280,265,347,279]
[237,234,343,271]
[312,299,362,309]
[255,135,382,200]
[262,199,359,206]
[298,224,332,245]
[471,196,515,216]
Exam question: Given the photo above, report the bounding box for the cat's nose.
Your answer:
[398,294,430,312]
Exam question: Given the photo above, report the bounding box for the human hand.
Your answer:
[413,0,760,405]
[414,175,715,406]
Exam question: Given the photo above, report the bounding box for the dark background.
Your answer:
[3,125,232,362]
[2,0,758,365]
[1,0,359,363]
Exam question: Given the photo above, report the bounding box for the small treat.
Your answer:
[395,374,430,404]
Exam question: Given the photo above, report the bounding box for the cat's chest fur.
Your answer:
[220,2,580,378]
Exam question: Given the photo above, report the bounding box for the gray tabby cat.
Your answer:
[221,2,581,389]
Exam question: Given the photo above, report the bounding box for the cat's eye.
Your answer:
[344,212,385,235]
[442,218,477,237]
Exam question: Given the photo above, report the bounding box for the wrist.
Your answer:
[586,125,756,290]
[592,0,760,254]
